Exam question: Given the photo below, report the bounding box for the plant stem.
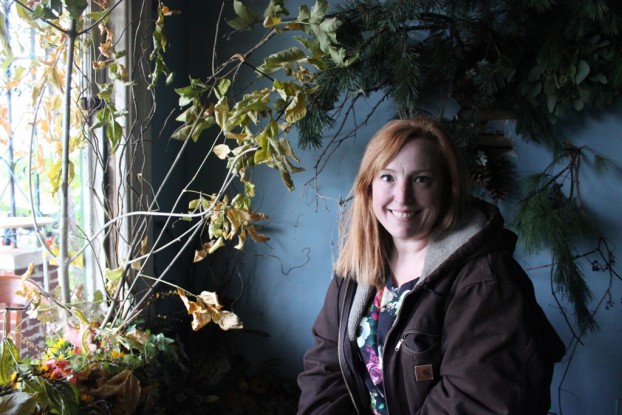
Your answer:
[59,18,78,307]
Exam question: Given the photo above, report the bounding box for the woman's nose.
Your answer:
[394,179,413,203]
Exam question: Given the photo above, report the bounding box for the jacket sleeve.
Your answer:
[418,252,559,415]
[297,277,358,415]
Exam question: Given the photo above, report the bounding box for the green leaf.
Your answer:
[166,72,175,85]
[273,79,299,100]
[105,266,124,282]
[32,4,60,20]
[44,378,80,415]
[106,118,123,151]
[0,392,37,415]
[71,308,89,324]
[0,12,9,56]
[528,65,541,82]
[62,0,88,19]
[297,4,310,22]
[0,338,19,386]
[209,236,225,254]
[546,94,557,113]
[309,0,328,23]
[258,47,307,75]
[264,0,289,17]
[97,82,114,101]
[92,290,104,304]
[175,79,208,107]
[527,82,542,100]
[284,92,306,124]
[226,0,259,31]
[329,46,357,67]
[171,124,193,141]
[85,10,110,23]
[319,16,341,34]
[278,137,301,165]
[294,35,322,56]
[254,129,271,164]
[190,117,215,142]
[575,60,590,84]
[216,78,231,99]
[278,167,294,191]
[592,154,614,174]
[214,96,230,132]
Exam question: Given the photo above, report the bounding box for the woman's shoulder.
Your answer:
[455,247,526,288]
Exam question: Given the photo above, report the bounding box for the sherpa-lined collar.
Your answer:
[346,201,501,341]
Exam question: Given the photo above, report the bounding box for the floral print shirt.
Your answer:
[356,278,418,415]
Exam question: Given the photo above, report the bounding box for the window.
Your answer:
[0,1,150,303]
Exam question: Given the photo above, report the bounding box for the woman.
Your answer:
[297,117,565,414]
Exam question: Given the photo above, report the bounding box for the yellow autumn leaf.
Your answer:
[0,106,11,136]
[234,228,247,251]
[224,131,249,143]
[177,289,243,331]
[247,224,269,243]
[284,92,307,124]
[208,236,225,254]
[89,369,141,415]
[197,291,220,306]
[126,327,150,345]
[34,145,45,172]
[263,16,281,28]
[140,235,149,256]
[92,59,113,70]
[3,78,20,89]
[161,5,181,16]
[193,242,210,262]
[93,0,110,7]
[98,26,114,58]
[47,245,60,266]
[19,263,35,281]
[213,144,231,160]
[14,263,42,311]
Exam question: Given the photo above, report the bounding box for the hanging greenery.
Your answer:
[287,0,622,332]
[298,0,622,146]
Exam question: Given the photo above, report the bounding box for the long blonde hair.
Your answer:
[334,117,471,286]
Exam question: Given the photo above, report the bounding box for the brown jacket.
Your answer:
[298,201,565,414]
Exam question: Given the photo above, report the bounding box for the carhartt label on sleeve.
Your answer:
[415,364,434,381]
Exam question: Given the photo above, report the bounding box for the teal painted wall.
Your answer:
[151,3,622,414]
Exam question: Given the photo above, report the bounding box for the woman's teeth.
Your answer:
[391,210,415,219]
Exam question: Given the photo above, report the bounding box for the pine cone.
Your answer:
[470,154,514,202]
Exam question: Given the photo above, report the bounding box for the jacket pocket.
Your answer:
[398,330,440,357]
[396,330,441,383]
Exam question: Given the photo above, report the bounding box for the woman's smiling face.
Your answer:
[371,137,445,245]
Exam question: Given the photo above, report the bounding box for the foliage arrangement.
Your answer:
[289,0,622,333]
[0,0,349,413]
[1,325,175,414]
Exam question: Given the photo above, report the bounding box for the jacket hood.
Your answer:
[419,198,517,287]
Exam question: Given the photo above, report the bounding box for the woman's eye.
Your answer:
[414,176,429,183]
[380,174,394,182]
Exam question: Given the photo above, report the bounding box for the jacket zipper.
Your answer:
[382,287,419,414]
[394,338,404,352]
